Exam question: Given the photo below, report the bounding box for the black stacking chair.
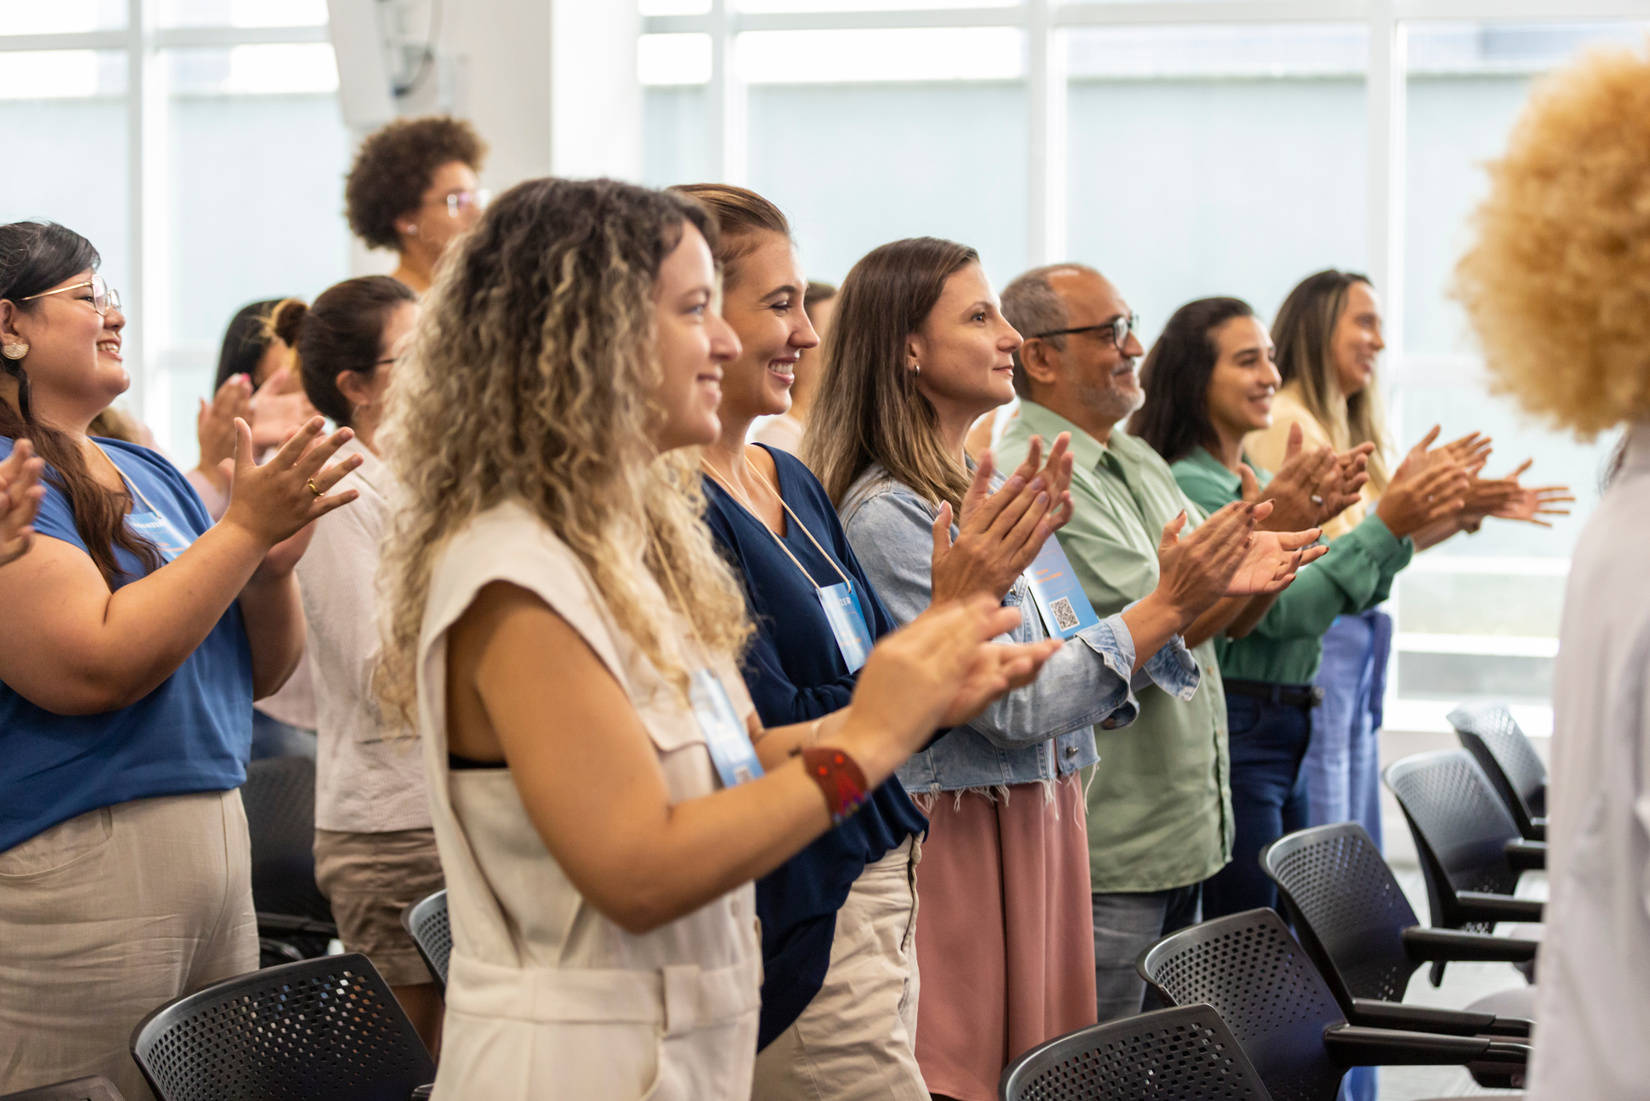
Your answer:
[1449,703,1548,841]
[130,954,434,1101]
[400,889,451,994]
[242,755,337,964]
[1136,909,1529,1099]
[1262,823,1535,1030]
[0,1077,125,1101]
[1000,1003,1272,1101]
[1383,751,1545,940]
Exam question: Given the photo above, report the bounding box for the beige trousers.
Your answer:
[0,790,259,1101]
[751,837,928,1101]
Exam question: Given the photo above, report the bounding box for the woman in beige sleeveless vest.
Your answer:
[375,178,1061,1101]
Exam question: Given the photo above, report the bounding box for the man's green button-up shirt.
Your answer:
[999,403,1232,893]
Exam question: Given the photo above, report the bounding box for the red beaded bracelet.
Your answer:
[801,746,868,825]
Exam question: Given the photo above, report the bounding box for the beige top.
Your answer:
[1244,382,1377,541]
[417,501,762,1101]
[751,412,805,454]
[295,437,425,833]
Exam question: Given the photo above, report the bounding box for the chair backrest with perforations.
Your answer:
[0,1076,126,1101]
[400,889,451,993]
[1000,1003,1273,1101]
[1138,909,1347,1101]
[241,756,334,924]
[1448,704,1547,834]
[1262,824,1419,1006]
[1383,751,1521,928]
[130,954,435,1101]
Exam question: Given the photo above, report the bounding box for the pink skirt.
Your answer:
[912,775,1097,1101]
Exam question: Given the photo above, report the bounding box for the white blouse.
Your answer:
[295,437,428,834]
[1528,422,1650,1097]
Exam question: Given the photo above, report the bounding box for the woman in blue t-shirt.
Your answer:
[0,221,361,1099]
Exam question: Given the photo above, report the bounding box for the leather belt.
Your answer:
[1223,678,1325,711]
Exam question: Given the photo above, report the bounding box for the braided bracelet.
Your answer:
[801,746,869,825]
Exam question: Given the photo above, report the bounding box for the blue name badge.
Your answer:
[816,580,872,673]
[1023,538,1101,640]
[690,669,765,788]
[126,508,195,563]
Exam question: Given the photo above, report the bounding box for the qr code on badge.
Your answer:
[1049,596,1080,632]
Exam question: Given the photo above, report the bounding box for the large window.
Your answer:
[0,0,349,469]
[640,0,1641,734]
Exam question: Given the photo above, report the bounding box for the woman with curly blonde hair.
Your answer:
[1456,42,1650,1099]
[374,177,1057,1101]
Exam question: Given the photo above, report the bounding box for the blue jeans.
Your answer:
[1202,694,1311,920]
[1092,883,1202,1022]
[1304,610,1392,849]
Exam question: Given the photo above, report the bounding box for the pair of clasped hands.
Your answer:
[830,434,1330,772]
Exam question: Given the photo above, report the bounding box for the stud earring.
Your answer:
[2,343,27,360]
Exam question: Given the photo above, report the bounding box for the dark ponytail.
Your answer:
[291,276,417,428]
[0,220,162,585]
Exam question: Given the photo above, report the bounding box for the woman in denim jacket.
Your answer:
[804,237,1309,1101]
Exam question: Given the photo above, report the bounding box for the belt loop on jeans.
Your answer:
[1223,678,1325,711]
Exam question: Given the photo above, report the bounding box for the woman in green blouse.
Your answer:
[1131,297,1467,919]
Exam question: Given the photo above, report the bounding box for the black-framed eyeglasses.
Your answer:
[1033,313,1139,349]
[21,273,122,317]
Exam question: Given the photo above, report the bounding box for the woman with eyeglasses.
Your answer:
[345,115,490,295]
[281,275,448,1050]
[0,221,360,1099]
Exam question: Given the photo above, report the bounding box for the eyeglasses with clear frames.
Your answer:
[433,189,491,219]
[1033,313,1140,349]
[21,273,122,317]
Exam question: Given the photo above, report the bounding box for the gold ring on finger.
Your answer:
[307,478,323,497]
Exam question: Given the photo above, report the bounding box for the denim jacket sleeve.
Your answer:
[841,479,1146,750]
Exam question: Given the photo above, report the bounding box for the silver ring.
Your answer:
[1309,495,1324,507]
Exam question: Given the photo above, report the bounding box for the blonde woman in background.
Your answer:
[1247,271,1569,863]
[374,177,1057,1101]
[1456,42,1650,1098]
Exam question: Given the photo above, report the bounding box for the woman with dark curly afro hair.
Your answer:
[344,115,489,294]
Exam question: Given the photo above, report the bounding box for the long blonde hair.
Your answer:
[803,236,979,510]
[1272,269,1392,493]
[375,177,750,722]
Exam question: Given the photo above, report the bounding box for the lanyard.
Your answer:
[701,455,856,593]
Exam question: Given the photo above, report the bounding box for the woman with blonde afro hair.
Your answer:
[1456,42,1650,1098]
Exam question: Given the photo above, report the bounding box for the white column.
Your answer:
[1365,0,1406,356]
[1027,0,1067,267]
[708,0,748,185]
[129,0,170,433]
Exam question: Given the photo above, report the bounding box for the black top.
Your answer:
[702,445,927,1050]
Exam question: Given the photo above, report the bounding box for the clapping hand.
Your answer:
[249,366,321,454]
[222,416,362,578]
[930,434,1076,603]
[1481,459,1575,527]
[0,439,46,568]
[196,373,254,494]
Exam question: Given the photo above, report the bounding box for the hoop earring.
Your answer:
[2,343,27,360]
[910,362,921,375]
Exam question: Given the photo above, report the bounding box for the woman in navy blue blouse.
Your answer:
[678,184,931,1099]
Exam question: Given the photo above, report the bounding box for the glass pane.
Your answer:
[739,0,1017,11]
[643,86,714,187]
[166,43,340,95]
[738,27,1023,83]
[641,0,710,14]
[639,33,712,85]
[162,48,351,462]
[0,0,125,33]
[159,0,328,27]
[0,52,129,329]
[1404,21,1650,355]
[1067,25,1366,348]
[748,80,1028,288]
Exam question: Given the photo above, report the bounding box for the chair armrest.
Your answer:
[1529,817,1547,841]
[1323,1025,1529,1069]
[1504,838,1547,871]
[410,1086,434,1100]
[1401,926,1540,964]
[1347,999,1492,1036]
[256,912,340,938]
[1455,892,1544,925]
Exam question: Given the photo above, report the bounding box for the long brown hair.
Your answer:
[1272,269,1391,491]
[0,221,162,585]
[802,236,978,511]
